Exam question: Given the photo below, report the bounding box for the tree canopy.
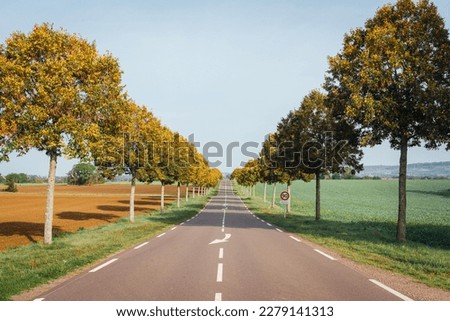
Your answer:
[325,0,450,241]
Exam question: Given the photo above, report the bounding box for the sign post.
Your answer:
[280,191,290,218]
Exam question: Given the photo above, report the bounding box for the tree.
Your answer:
[0,24,125,244]
[95,102,162,222]
[275,120,314,214]
[4,175,18,192]
[283,90,362,220]
[171,133,193,208]
[259,134,287,208]
[325,0,450,241]
[152,126,177,214]
[67,162,103,185]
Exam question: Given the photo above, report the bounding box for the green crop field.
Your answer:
[235,179,450,290]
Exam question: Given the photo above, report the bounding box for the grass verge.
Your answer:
[234,182,450,291]
[0,192,215,301]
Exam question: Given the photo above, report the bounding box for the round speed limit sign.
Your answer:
[280,191,290,202]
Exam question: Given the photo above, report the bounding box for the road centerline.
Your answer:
[217,263,223,282]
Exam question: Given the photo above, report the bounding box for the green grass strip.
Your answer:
[0,192,215,300]
[234,183,450,291]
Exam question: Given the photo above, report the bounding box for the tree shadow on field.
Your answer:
[0,222,63,243]
[57,212,119,222]
[96,205,148,212]
[117,199,161,206]
[408,189,450,198]
[256,212,450,250]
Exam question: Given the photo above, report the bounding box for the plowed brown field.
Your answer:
[0,184,184,251]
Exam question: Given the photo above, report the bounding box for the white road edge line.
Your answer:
[215,293,222,301]
[217,263,223,282]
[157,233,166,238]
[134,242,149,249]
[34,298,45,301]
[276,228,283,233]
[289,236,301,242]
[171,226,177,231]
[219,248,224,259]
[89,258,118,273]
[369,279,413,301]
[314,249,337,261]
[266,223,272,227]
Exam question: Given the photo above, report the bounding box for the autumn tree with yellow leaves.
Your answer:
[0,24,126,244]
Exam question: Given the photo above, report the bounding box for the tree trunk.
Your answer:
[185,184,189,202]
[177,182,181,208]
[263,182,267,203]
[397,137,408,242]
[44,151,57,245]
[315,171,321,221]
[192,186,196,198]
[160,183,165,214]
[271,183,277,208]
[287,182,291,214]
[129,175,136,223]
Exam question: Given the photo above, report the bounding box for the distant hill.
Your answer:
[358,161,450,178]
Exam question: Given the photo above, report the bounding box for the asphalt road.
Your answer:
[37,180,408,301]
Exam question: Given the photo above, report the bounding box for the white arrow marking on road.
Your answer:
[209,233,231,245]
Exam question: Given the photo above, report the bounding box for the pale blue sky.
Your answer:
[1,0,449,176]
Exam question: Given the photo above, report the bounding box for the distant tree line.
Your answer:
[0,173,46,184]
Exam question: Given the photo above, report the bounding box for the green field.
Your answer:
[235,179,450,291]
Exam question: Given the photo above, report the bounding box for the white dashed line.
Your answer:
[180,222,184,225]
[217,263,223,282]
[89,258,118,273]
[369,279,413,301]
[171,226,177,231]
[157,233,166,238]
[266,223,272,227]
[289,236,302,242]
[215,293,222,301]
[314,249,336,261]
[219,248,224,259]
[276,228,283,233]
[34,298,45,301]
[134,242,149,249]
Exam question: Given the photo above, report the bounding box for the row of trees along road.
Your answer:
[0,24,222,244]
[232,0,450,242]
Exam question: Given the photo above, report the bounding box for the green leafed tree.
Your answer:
[0,24,125,244]
[259,133,288,208]
[325,0,450,241]
[67,162,103,185]
[275,119,314,214]
[283,90,363,220]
